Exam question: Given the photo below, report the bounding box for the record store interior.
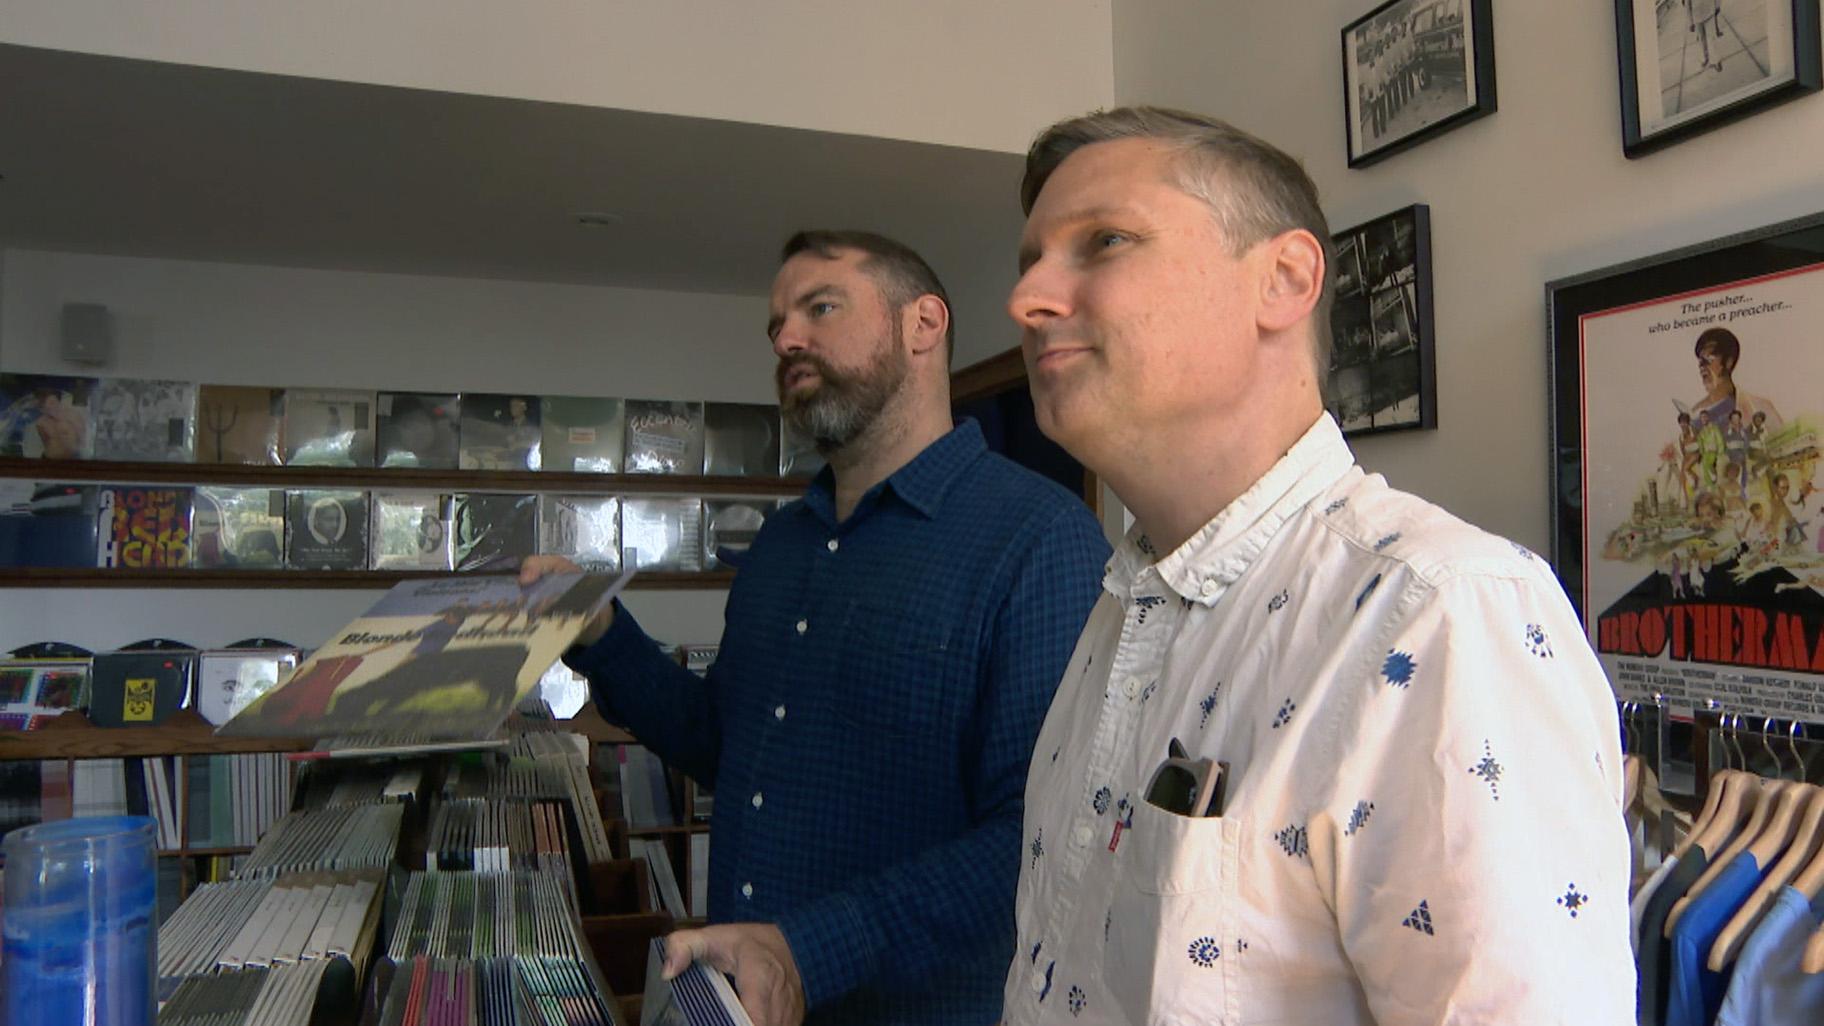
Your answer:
[3,2,1824,1025]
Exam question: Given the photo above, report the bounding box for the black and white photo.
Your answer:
[1326,205,1437,436]
[1615,0,1820,156]
[1343,0,1496,167]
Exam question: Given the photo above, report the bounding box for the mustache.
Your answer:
[776,354,842,391]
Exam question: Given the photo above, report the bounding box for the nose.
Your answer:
[773,318,809,359]
[1007,261,1069,332]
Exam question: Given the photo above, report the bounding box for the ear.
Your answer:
[1256,229,1324,337]
[904,294,950,357]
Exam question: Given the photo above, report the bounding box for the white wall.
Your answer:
[0,0,1116,154]
[0,248,776,652]
[1113,0,1824,551]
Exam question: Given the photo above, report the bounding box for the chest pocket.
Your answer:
[832,601,960,736]
[1104,801,1240,1025]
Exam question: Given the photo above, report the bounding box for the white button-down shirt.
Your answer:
[1004,415,1634,1025]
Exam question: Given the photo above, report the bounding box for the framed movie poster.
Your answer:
[1343,0,1497,168]
[1548,211,1824,720]
[1615,0,1821,158]
[1326,204,1437,437]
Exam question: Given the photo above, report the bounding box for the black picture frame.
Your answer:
[1547,211,1824,721]
[1342,0,1497,168]
[1325,204,1437,437]
[1614,0,1821,158]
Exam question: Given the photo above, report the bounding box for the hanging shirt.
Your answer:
[1666,852,1768,1026]
[1002,413,1634,1026]
[1715,884,1824,1026]
[1632,855,1682,954]
[1638,850,1710,1026]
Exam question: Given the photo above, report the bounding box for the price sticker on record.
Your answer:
[123,676,157,722]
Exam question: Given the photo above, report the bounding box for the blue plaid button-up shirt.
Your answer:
[567,419,1108,1026]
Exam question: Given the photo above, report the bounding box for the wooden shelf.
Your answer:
[2,567,735,590]
[0,702,635,760]
[0,457,808,498]
[625,823,710,837]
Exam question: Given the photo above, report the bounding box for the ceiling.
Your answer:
[0,42,1031,315]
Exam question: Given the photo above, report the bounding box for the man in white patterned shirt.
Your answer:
[999,106,1633,1025]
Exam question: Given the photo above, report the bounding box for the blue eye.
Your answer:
[1093,231,1129,251]
[810,302,837,316]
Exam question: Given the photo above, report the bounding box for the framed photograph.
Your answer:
[1325,204,1437,437]
[1615,0,1821,158]
[1548,211,1824,722]
[1343,0,1497,167]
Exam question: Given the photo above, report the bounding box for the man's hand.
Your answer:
[662,923,806,1026]
[518,555,615,646]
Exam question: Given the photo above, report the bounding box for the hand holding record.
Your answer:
[518,555,615,646]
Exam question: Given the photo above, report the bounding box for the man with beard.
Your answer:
[520,230,1107,1026]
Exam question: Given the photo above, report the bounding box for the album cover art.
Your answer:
[459,394,542,471]
[625,400,705,475]
[538,495,620,572]
[216,571,630,741]
[0,373,97,459]
[96,486,194,568]
[191,487,285,569]
[540,396,624,473]
[622,496,703,572]
[371,492,454,571]
[283,389,376,467]
[780,417,826,478]
[195,385,284,464]
[704,403,781,477]
[452,493,538,572]
[91,378,198,462]
[702,499,772,570]
[0,482,99,568]
[286,490,370,570]
[376,392,460,469]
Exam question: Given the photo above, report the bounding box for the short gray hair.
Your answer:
[1020,106,1334,391]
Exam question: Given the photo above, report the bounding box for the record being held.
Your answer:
[283,389,376,467]
[453,493,539,572]
[286,490,370,570]
[703,402,781,477]
[540,396,625,473]
[192,487,286,569]
[376,391,460,469]
[91,378,198,462]
[460,393,543,471]
[702,500,771,570]
[196,385,284,465]
[537,495,620,572]
[622,497,703,573]
[625,400,705,475]
[0,373,97,459]
[371,492,454,571]
[217,571,630,742]
[96,486,194,568]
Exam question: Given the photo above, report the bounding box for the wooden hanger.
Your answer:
[1624,753,1643,814]
[1666,774,1770,936]
[1706,782,1820,970]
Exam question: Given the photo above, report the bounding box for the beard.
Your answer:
[777,321,909,454]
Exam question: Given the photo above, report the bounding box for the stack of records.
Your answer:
[425,798,573,881]
[388,871,584,962]
[157,870,384,982]
[294,758,425,809]
[378,955,618,1026]
[158,960,331,1026]
[640,938,753,1026]
[237,803,403,878]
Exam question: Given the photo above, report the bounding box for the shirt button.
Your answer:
[1200,580,1219,598]
[751,792,764,809]
[1030,969,1046,993]
[1073,823,1094,846]
[774,705,786,721]
[795,619,808,635]
[741,882,754,898]
[1123,677,1141,698]
[826,538,839,553]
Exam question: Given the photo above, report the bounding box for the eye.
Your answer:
[1090,230,1131,253]
[809,301,837,317]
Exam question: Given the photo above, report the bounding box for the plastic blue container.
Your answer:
[3,816,156,1026]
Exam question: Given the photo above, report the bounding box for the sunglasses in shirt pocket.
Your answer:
[1102,799,1240,1023]
[830,601,961,735]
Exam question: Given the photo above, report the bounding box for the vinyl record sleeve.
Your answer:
[283,389,376,467]
[621,497,703,572]
[375,392,460,469]
[0,373,97,459]
[195,650,299,726]
[540,396,624,473]
[701,499,771,570]
[779,417,825,478]
[88,649,193,727]
[538,494,620,572]
[196,385,284,465]
[624,400,705,475]
[370,492,454,571]
[192,486,285,569]
[452,493,538,572]
[91,378,198,462]
[286,490,370,570]
[96,485,194,568]
[703,402,780,477]
[459,393,542,471]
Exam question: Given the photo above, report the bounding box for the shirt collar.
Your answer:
[1109,413,1355,605]
[803,418,987,523]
